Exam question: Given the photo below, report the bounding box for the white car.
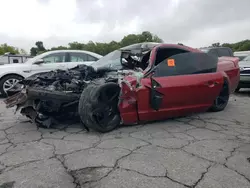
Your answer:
[235,55,250,92]
[0,50,102,96]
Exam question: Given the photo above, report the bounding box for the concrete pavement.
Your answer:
[0,92,249,188]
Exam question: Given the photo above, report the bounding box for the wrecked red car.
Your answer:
[4,43,240,132]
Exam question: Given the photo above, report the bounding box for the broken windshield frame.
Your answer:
[91,43,160,70]
[91,50,123,70]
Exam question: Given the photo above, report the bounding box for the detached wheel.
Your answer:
[0,75,23,97]
[78,82,121,133]
[210,79,229,112]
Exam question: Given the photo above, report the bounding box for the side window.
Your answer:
[87,55,98,61]
[153,52,218,77]
[154,48,188,66]
[237,56,247,61]
[43,53,66,63]
[69,53,88,62]
[228,48,233,56]
[208,49,218,58]
[217,48,231,57]
[13,59,19,63]
[244,56,250,61]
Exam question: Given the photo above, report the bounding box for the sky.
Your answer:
[0,0,249,52]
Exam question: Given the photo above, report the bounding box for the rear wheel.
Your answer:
[0,75,23,97]
[78,82,121,133]
[210,79,229,112]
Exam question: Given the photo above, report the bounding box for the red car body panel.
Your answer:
[137,74,224,122]
[118,44,239,125]
[217,57,240,93]
[118,77,139,124]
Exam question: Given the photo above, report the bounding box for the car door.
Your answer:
[30,52,67,74]
[67,52,98,69]
[136,52,224,122]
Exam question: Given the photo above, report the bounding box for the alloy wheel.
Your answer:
[3,78,19,93]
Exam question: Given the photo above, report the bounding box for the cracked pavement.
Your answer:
[0,92,249,188]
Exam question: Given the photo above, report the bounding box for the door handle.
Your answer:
[204,81,219,87]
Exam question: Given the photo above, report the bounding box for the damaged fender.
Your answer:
[118,70,144,125]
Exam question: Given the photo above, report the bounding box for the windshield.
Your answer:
[91,50,123,70]
[235,55,247,61]
[90,42,159,70]
[242,55,250,61]
[200,49,209,53]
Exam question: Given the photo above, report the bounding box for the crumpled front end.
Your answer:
[4,89,28,109]
[3,64,110,128]
[4,43,153,131]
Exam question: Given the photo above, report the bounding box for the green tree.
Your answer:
[120,34,140,47]
[212,42,221,47]
[68,42,83,50]
[30,47,38,56]
[139,31,153,42]
[30,41,47,56]
[0,43,19,55]
[221,40,250,52]
[51,46,68,50]
[30,31,163,56]
[153,35,164,43]
[35,41,46,51]
[20,49,27,54]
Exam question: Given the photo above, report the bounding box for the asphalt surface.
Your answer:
[0,91,249,188]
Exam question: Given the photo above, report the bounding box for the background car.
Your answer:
[0,50,102,96]
[234,51,250,61]
[200,47,234,58]
[236,54,250,92]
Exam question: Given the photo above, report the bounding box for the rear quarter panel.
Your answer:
[217,57,240,93]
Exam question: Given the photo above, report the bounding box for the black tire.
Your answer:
[210,79,229,112]
[0,75,23,97]
[78,82,121,133]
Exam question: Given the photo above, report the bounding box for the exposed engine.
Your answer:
[19,65,115,93]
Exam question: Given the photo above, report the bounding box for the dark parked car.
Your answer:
[200,47,234,58]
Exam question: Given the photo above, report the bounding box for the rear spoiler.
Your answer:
[218,56,239,67]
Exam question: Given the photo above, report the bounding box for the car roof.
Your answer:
[121,43,200,53]
[200,47,231,50]
[234,51,250,56]
[40,50,103,58]
[120,42,161,51]
[156,43,201,52]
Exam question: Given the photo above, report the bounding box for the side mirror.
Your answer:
[33,59,44,65]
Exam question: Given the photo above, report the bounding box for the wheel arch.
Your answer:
[220,71,231,93]
[0,73,24,81]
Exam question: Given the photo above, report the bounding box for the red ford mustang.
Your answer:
[4,43,240,133]
[78,43,240,132]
